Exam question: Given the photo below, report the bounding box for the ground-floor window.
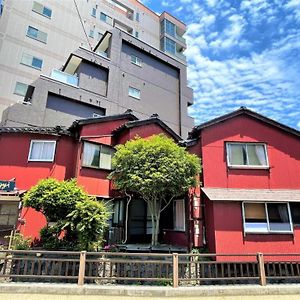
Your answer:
[174,199,185,231]
[243,202,293,234]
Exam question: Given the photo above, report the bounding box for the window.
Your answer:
[28,140,56,162]
[131,54,142,67]
[14,82,28,96]
[32,1,52,18]
[243,202,293,234]
[174,199,185,231]
[165,19,176,36]
[89,29,94,38]
[226,143,268,168]
[21,53,43,70]
[82,142,114,170]
[135,31,139,38]
[128,86,140,99]
[290,203,300,225]
[165,37,176,54]
[112,200,125,226]
[135,12,140,22]
[27,26,48,43]
[0,0,3,16]
[100,12,112,25]
[0,203,19,227]
[98,32,103,40]
[91,7,96,17]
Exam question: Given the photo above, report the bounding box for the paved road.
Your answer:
[1,294,300,300]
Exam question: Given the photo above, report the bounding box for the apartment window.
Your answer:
[165,37,176,54]
[226,143,268,168]
[128,86,140,99]
[14,82,28,96]
[32,1,52,18]
[91,7,96,17]
[82,142,114,170]
[174,199,185,231]
[100,12,112,25]
[131,54,142,67]
[27,26,48,43]
[89,29,94,38]
[21,53,43,70]
[135,12,140,22]
[243,202,293,234]
[98,32,103,40]
[28,140,56,162]
[165,19,176,36]
[0,0,3,16]
[135,31,139,38]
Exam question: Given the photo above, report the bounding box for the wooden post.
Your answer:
[173,253,179,288]
[78,251,86,286]
[257,252,266,286]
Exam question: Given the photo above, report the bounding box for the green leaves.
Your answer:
[23,178,110,250]
[109,134,201,199]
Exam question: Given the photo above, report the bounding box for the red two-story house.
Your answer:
[0,111,190,249]
[188,107,300,260]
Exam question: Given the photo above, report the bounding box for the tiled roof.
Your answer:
[202,188,300,202]
[0,126,71,136]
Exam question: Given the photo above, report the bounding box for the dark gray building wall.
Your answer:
[46,93,106,118]
[77,62,108,96]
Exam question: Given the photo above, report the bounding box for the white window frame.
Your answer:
[174,199,185,231]
[82,141,115,170]
[14,82,28,96]
[242,202,293,234]
[128,86,141,99]
[131,54,142,67]
[226,142,269,169]
[28,140,56,162]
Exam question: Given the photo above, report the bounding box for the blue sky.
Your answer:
[141,0,300,130]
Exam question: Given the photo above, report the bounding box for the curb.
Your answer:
[0,283,300,297]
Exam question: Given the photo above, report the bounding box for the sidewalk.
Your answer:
[0,283,300,299]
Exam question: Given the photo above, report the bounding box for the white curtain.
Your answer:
[100,146,112,169]
[255,145,267,166]
[30,142,43,160]
[228,144,244,165]
[174,200,185,231]
[42,142,55,160]
[83,142,98,166]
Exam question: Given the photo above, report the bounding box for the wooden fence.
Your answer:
[0,250,300,287]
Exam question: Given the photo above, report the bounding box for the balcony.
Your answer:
[50,69,78,86]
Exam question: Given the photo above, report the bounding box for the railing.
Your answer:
[50,69,78,86]
[1,250,300,287]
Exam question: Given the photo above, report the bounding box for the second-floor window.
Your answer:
[82,142,114,170]
[28,140,56,162]
[226,142,268,168]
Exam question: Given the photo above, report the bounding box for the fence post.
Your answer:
[78,251,86,286]
[173,253,179,288]
[257,252,266,286]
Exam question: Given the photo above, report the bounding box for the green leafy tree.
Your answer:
[109,134,201,246]
[23,178,110,250]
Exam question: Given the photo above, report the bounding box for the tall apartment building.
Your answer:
[2,28,194,136]
[0,0,192,136]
